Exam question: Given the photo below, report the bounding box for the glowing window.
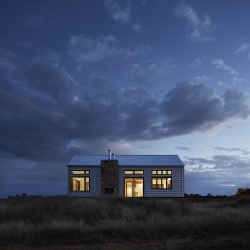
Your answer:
[152,177,172,189]
[124,170,144,175]
[70,177,90,191]
[151,170,172,175]
[70,170,90,175]
[124,171,134,174]
[134,170,144,175]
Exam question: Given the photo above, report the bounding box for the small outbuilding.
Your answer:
[67,150,185,198]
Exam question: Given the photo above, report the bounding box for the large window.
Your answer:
[124,170,144,175]
[69,170,90,191]
[70,177,90,191]
[152,177,172,189]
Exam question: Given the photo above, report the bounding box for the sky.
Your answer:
[1,0,250,198]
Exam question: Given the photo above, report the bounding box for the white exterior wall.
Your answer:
[67,166,101,197]
[119,166,184,197]
[67,164,184,198]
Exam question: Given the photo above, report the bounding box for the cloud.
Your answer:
[2,46,250,198]
[0,50,17,72]
[175,146,191,152]
[104,0,131,23]
[68,35,121,67]
[173,3,216,42]
[161,82,250,137]
[1,44,250,166]
[193,75,210,82]
[132,22,143,32]
[190,54,206,68]
[211,58,238,75]
[232,76,245,84]
[184,154,250,195]
[214,147,250,155]
[127,64,149,84]
[127,58,176,84]
[68,34,150,70]
[235,43,250,54]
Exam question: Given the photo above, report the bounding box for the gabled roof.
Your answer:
[68,155,184,166]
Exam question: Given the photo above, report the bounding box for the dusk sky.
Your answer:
[1,0,250,198]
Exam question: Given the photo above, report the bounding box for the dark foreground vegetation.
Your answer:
[1,194,250,249]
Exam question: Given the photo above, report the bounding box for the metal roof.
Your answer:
[68,155,184,166]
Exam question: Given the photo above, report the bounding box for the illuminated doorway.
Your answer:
[125,178,143,197]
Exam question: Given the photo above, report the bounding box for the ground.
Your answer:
[1,233,250,250]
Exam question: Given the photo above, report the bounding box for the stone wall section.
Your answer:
[101,160,119,196]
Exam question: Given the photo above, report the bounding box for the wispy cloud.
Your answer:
[132,22,143,32]
[68,34,150,70]
[190,54,206,68]
[175,146,191,152]
[214,147,250,155]
[193,75,210,82]
[235,43,250,54]
[104,0,131,23]
[233,76,245,84]
[104,0,144,32]
[211,58,238,75]
[173,3,216,42]
[127,57,176,84]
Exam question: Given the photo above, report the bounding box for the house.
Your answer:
[67,150,185,198]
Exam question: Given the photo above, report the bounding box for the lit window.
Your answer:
[70,170,90,175]
[152,177,172,189]
[151,170,172,175]
[134,170,144,175]
[70,177,90,191]
[124,170,144,175]
[124,170,134,175]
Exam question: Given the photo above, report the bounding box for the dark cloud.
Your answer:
[1,50,250,164]
[161,82,250,137]
[1,44,250,198]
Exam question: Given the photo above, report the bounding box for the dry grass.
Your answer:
[0,196,250,248]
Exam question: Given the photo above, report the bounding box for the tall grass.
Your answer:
[0,196,250,246]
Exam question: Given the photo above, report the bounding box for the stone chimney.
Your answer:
[101,158,119,196]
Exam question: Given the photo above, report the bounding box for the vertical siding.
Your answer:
[67,166,101,197]
[119,166,183,197]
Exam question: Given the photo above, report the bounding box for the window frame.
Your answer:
[151,177,172,189]
[151,170,172,175]
[124,170,144,175]
[69,176,90,192]
[69,170,90,175]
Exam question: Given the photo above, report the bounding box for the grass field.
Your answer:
[0,196,250,249]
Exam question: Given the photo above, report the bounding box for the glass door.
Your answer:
[126,181,133,197]
[125,178,143,197]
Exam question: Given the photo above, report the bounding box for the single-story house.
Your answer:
[67,150,185,198]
